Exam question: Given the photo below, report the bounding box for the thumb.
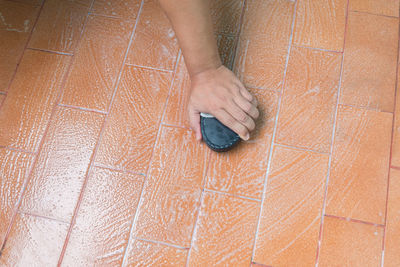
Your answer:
[188,107,202,141]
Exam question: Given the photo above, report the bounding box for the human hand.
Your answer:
[188,65,259,141]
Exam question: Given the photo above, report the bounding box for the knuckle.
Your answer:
[239,113,248,123]
[219,113,232,125]
[244,102,253,113]
[231,85,240,94]
[220,94,230,104]
[209,102,220,112]
[227,116,236,125]
[228,96,236,105]
[219,86,230,96]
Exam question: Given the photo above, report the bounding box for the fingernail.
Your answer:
[243,133,250,141]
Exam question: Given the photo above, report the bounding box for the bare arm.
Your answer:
[158,0,220,76]
[159,0,259,141]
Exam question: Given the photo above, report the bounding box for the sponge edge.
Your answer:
[200,113,240,152]
[200,112,215,118]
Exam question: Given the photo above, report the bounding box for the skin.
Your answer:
[158,0,259,141]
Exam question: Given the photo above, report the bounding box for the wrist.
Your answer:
[187,56,222,78]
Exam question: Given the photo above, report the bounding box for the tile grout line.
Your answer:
[151,44,181,125]
[274,143,329,155]
[119,49,182,265]
[184,0,248,264]
[350,9,399,19]
[391,165,400,170]
[48,0,100,262]
[324,214,384,228]
[293,44,343,54]
[124,63,174,73]
[163,122,331,159]
[57,103,107,115]
[230,0,247,71]
[339,103,394,114]
[314,0,350,265]
[26,47,73,56]
[49,2,94,105]
[17,211,70,225]
[203,188,261,203]
[0,0,58,253]
[2,0,96,253]
[134,237,189,250]
[2,0,44,94]
[56,1,145,265]
[93,163,146,177]
[10,0,101,262]
[249,0,299,263]
[201,152,213,216]
[381,9,400,267]
[185,149,212,266]
[0,146,37,155]
[185,189,205,266]
[119,47,182,267]
[161,122,191,130]
[87,12,138,20]
[18,0,94,263]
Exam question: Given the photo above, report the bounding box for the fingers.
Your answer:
[188,106,202,141]
[214,84,259,140]
[214,109,250,140]
[250,95,258,107]
[227,100,256,132]
[236,82,258,107]
[238,84,253,101]
[233,94,259,121]
[232,84,259,120]
[187,68,260,143]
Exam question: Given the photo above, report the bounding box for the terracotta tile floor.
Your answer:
[0,0,399,266]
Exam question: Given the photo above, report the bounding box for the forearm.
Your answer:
[158,0,221,77]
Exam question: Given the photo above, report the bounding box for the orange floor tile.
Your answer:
[0,0,399,266]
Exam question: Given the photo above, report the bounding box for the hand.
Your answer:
[188,65,259,141]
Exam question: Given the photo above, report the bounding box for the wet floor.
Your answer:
[0,0,400,266]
